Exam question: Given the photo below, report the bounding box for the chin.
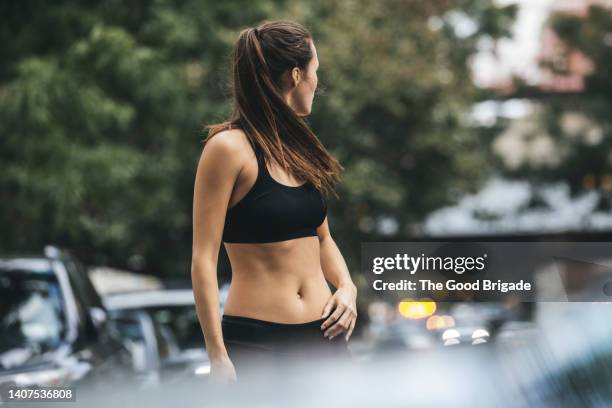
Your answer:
[293,102,312,117]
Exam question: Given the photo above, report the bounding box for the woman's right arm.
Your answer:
[191,131,245,382]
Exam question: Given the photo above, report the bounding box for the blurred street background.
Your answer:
[2,0,612,406]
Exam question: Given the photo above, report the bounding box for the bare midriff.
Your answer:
[223,236,332,324]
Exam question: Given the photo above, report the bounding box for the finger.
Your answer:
[345,318,356,341]
[321,302,344,329]
[325,309,352,338]
[321,298,336,319]
[334,304,357,327]
[321,303,346,330]
[325,322,346,340]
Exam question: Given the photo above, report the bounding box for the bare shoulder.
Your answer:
[202,128,250,158]
[198,128,251,172]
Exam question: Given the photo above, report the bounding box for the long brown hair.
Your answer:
[205,20,342,197]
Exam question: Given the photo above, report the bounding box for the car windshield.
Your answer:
[148,305,204,358]
[0,270,67,355]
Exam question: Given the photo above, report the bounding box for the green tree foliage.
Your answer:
[0,1,515,278]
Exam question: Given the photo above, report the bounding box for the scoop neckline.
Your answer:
[263,163,308,189]
[267,174,308,189]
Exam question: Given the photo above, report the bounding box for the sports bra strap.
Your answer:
[253,144,268,179]
[253,143,264,163]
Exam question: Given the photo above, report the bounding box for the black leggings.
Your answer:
[221,314,352,376]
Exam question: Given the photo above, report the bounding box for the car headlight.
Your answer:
[194,364,211,376]
[441,328,461,341]
[471,329,490,339]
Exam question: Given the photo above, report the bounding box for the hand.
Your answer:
[320,283,357,341]
[210,354,237,384]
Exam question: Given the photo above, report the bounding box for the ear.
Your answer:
[291,67,301,88]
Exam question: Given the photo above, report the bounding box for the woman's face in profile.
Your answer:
[287,40,319,116]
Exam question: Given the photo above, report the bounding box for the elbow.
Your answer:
[190,256,216,281]
[318,233,333,245]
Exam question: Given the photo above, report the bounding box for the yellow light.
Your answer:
[441,315,455,328]
[425,314,455,330]
[426,315,442,330]
[398,299,437,320]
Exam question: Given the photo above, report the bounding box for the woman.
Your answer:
[191,20,357,383]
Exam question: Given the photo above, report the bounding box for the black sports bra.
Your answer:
[222,144,327,243]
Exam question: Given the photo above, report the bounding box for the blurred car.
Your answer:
[432,303,499,347]
[103,285,229,386]
[0,246,132,394]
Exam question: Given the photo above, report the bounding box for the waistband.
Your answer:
[222,314,327,329]
[221,313,350,357]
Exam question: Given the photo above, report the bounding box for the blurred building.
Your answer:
[427,0,612,236]
[533,0,612,93]
[487,0,611,95]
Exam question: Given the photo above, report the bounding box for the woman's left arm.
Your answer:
[317,217,358,341]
